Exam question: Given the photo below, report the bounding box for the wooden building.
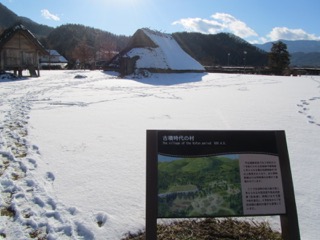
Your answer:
[108,28,204,75]
[39,49,68,69]
[0,24,48,77]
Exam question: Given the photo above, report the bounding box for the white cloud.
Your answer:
[41,9,60,21]
[172,13,320,44]
[172,13,258,38]
[211,13,258,38]
[267,27,320,41]
[172,17,223,34]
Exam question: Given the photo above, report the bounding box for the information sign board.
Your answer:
[146,130,300,240]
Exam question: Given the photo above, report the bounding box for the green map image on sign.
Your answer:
[158,154,243,218]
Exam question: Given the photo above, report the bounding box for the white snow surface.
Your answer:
[127,29,204,71]
[0,70,320,239]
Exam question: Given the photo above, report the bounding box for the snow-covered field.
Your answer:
[0,70,320,239]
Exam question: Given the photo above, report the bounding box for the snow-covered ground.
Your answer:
[0,70,320,239]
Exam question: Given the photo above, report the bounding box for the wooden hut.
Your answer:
[40,49,68,69]
[0,24,48,77]
[108,28,205,75]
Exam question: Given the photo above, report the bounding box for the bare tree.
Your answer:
[73,41,95,69]
[94,33,118,61]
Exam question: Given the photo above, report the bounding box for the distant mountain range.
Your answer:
[254,40,320,53]
[254,40,320,67]
[1,2,319,67]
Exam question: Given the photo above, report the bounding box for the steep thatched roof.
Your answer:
[0,24,47,55]
[109,28,204,74]
[125,29,158,49]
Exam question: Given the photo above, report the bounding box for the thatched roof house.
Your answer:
[40,50,68,69]
[109,28,205,75]
[0,24,48,77]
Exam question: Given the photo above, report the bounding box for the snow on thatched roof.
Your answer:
[117,28,204,72]
[41,50,68,63]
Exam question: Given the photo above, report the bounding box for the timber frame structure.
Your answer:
[0,24,48,77]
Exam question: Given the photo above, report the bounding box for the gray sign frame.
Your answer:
[146,130,300,240]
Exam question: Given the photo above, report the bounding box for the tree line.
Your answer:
[40,24,130,69]
[173,32,269,67]
[172,32,291,75]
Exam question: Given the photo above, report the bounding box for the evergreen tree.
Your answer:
[268,41,290,75]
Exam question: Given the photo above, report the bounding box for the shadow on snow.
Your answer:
[113,72,208,86]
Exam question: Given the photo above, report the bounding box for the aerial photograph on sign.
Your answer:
[158,154,243,218]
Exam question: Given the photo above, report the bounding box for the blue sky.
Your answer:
[2,0,320,43]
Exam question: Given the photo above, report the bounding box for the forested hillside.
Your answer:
[0,3,53,37]
[43,24,130,68]
[290,52,320,67]
[0,3,130,68]
[173,32,268,67]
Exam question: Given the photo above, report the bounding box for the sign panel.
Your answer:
[239,154,285,215]
[155,130,285,218]
[146,130,300,240]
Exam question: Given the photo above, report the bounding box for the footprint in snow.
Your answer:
[26,158,37,170]
[47,197,57,210]
[68,207,78,215]
[26,179,35,187]
[45,172,55,182]
[45,211,62,222]
[94,212,108,227]
[31,145,40,154]
[75,222,94,240]
[297,97,320,126]
[310,97,320,101]
[34,196,45,208]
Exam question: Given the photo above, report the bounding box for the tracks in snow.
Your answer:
[0,92,78,239]
[297,77,320,127]
[0,74,111,239]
